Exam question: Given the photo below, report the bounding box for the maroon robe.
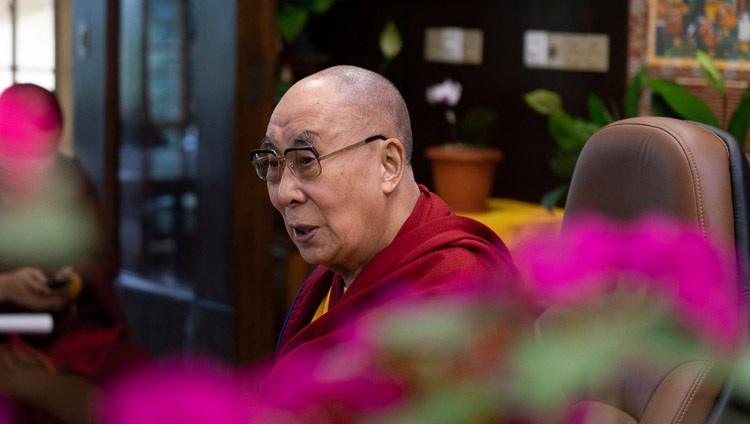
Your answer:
[272,185,522,363]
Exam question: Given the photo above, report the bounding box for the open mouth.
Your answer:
[291,225,317,243]
[294,226,313,236]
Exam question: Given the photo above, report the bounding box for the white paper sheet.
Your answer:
[0,313,53,334]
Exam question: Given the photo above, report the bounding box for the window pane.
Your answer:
[146,0,185,122]
[14,68,54,89]
[16,0,54,84]
[119,0,197,288]
[0,71,11,91]
[0,0,11,71]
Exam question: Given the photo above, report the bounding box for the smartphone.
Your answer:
[45,278,69,289]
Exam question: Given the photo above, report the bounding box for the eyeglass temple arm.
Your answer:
[317,135,387,160]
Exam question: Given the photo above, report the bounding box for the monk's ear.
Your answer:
[381,138,405,194]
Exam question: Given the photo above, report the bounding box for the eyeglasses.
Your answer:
[250,135,386,182]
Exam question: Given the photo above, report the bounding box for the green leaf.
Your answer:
[524,89,563,116]
[624,66,648,118]
[588,93,613,127]
[728,85,750,151]
[275,79,294,103]
[277,5,309,43]
[459,107,496,146]
[310,0,337,14]
[550,150,583,179]
[696,50,726,96]
[510,328,624,410]
[276,0,336,42]
[541,185,569,211]
[546,112,598,181]
[647,79,719,127]
[382,384,498,424]
[548,112,600,152]
[379,20,402,60]
[650,91,677,118]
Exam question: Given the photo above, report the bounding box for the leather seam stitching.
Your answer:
[676,132,708,242]
[673,362,713,424]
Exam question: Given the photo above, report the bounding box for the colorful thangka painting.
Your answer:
[649,0,750,68]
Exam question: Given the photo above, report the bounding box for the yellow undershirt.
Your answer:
[311,285,347,323]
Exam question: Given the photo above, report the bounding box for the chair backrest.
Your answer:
[558,116,750,423]
[565,117,735,254]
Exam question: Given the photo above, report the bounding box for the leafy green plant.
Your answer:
[275,2,401,100]
[426,79,497,149]
[458,107,497,148]
[377,20,402,75]
[275,0,339,102]
[525,51,750,210]
[277,0,338,44]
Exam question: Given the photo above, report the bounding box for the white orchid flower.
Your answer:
[425,78,463,107]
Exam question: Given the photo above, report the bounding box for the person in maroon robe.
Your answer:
[0,83,149,423]
[251,65,525,399]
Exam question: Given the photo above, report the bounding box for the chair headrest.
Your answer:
[564,116,734,247]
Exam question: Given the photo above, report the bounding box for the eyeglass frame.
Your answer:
[250,134,387,182]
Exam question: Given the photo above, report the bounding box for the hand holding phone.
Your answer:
[45,277,69,290]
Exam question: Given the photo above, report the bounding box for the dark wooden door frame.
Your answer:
[233,0,278,363]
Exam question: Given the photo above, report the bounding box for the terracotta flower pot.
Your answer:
[426,144,503,213]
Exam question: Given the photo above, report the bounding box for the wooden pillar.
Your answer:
[233,0,279,363]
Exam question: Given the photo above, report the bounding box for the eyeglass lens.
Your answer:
[252,148,321,182]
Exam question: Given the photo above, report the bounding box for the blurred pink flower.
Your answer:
[95,357,252,424]
[0,83,62,192]
[514,214,744,352]
[257,340,404,423]
[0,84,62,156]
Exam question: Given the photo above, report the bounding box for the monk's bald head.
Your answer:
[297,65,414,163]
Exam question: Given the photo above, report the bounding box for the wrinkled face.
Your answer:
[264,78,392,277]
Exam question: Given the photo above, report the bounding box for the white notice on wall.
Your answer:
[523,30,609,73]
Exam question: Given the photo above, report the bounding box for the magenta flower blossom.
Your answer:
[0,83,62,158]
[256,340,404,423]
[0,84,62,193]
[514,213,745,352]
[90,215,747,423]
[95,357,252,424]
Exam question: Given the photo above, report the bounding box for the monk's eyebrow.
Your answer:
[289,131,317,147]
[261,131,318,152]
[260,137,278,151]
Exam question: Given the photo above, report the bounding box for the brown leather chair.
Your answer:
[545,116,750,424]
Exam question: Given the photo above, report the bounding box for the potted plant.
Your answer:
[425,78,502,213]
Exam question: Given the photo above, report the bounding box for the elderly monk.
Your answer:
[252,65,521,365]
